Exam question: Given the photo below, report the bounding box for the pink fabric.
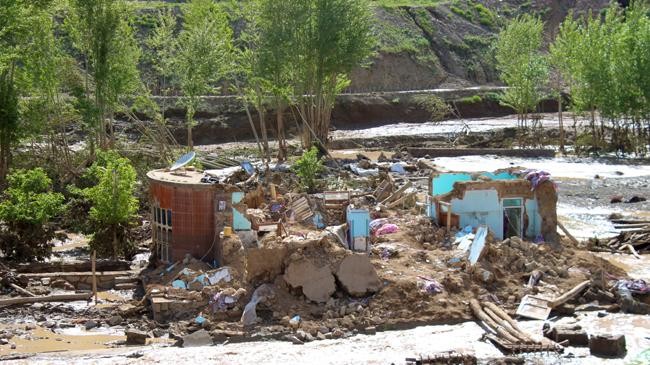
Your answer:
[376,224,398,236]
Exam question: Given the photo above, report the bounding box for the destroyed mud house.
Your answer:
[1,150,649,364]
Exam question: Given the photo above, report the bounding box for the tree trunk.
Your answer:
[112,225,118,260]
[186,106,194,150]
[558,95,564,154]
[276,98,287,162]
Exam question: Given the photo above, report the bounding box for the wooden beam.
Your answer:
[0,293,92,307]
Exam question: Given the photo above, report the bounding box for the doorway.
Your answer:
[502,198,523,239]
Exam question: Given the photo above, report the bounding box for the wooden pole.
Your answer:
[270,184,277,200]
[92,250,98,304]
[10,284,36,297]
[469,299,520,344]
[557,221,579,245]
[549,280,590,308]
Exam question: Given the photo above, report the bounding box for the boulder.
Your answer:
[182,329,213,348]
[335,255,380,297]
[284,260,336,303]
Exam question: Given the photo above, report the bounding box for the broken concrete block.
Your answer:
[545,325,589,347]
[284,260,335,303]
[182,329,213,348]
[335,254,380,297]
[589,334,626,357]
[125,329,148,345]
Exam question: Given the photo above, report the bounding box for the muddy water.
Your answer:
[0,325,124,356]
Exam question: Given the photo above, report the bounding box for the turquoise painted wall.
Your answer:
[232,192,252,231]
[431,172,517,196]
[432,173,473,196]
[450,190,504,240]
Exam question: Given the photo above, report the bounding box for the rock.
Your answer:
[364,326,377,335]
[43,321,55,328]
[610,195,623,204]
[84,320,99,330]
[332,329,344,338]
[108,315,124,327]
[182,329,213,348]
[304,332,315,342]
[285,334,304,345]
[589,334,626,357]
[10,343,15,349]
[24,324,36,331]
[339,306,346,317]
[335,254,381,297]
[316,332,327,341]
[318,326,329,334]
[125,329,148,345]
[152,328,167,338]
[284,260,336,303]
[0,339,8,345]
[626,196,646,203]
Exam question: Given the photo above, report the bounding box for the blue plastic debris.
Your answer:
[455,225,473,238]
[195,315,206,325]
[172,280,187,289]
[390,163,406,174]
[241,161,255,175]
[312,212,325,229]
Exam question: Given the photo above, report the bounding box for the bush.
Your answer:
[292,147,324,193]
[0,168,64,261]
[81,150,139,259]
[413,94,453,122]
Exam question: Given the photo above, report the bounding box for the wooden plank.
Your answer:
[0,293,92,307]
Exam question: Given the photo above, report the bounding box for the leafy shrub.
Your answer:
[474,3,495,26]
[0,168,64,261]
[292,147,324,193]
[81,150,139,259]
[413,94,453,122]
[459,95,482,104]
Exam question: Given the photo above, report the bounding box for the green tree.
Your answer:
[0,168,64,261]
[292,146,324,192]
[66,0,142,151]
[147,8,177,120]
[0,0,60,186]
[81,150,138,259]
[174,0,233,150]
[292,0,375,147]
[495,15,548,129]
